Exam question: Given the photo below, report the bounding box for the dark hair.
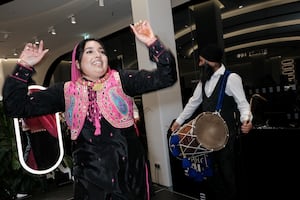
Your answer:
[75,38,106,63]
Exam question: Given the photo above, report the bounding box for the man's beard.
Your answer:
[200,63,214,83]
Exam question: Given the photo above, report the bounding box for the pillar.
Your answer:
[131,0,182,187]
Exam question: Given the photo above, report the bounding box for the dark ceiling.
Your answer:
[172,0,300,93]
[98,0,300,68]
[173,0,300,61]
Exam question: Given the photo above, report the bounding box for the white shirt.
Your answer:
[175,65,252,125]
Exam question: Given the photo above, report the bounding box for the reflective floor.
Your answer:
[20,182,197,200]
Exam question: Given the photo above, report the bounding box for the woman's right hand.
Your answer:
[18,40,49,67]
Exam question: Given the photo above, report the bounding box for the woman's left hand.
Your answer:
[130,20,157,46]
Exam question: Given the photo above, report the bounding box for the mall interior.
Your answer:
[0,0,299,199]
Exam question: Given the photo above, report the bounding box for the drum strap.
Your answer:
[216,70,231,112]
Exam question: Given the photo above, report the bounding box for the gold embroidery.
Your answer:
[92,83,103,91]
[78,69,111,90]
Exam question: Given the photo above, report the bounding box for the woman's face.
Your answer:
[76,40,108,81]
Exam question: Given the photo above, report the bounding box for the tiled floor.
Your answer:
[22,182,197,200]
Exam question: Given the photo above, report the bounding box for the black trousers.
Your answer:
[206,135,239,200]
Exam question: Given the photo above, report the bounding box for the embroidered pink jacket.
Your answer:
[64,70,134,140]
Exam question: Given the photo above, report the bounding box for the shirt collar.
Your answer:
[212,64,226,78]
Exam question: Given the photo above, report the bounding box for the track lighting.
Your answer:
[48,26,56,35]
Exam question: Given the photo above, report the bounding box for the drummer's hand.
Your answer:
[241,120,253,134]
[171,122,181,132]
[130,20,157,46]
[18,40,49,67]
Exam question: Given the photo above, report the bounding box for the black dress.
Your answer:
[3,39,177,200]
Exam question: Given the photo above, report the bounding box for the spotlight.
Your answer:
[33,36,39,44]
[71,16,76,24]
[82,33,90,39]
[13,49,18,56]
[48,26,56,35]
[4,33,9,39]
[97,0,104,7]
[68,14,76,24]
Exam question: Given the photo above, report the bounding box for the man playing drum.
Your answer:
[170,44,253,200]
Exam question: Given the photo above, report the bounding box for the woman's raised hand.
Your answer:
[18,40,49,67]
[130,20,157,46]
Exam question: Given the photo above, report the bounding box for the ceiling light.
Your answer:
[3,33,9,39]
[13,49,18,56]
[48,26,56,35]
[97,0,104,7]
[71,16,76,24]
[82,33,90,39]
[33,36,39,44]
[68,14,76,24]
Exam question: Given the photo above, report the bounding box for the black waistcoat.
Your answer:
[202,75,239,136]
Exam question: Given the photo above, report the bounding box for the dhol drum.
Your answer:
[169,112,229,159]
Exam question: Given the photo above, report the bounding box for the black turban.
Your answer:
[199,44,223,63]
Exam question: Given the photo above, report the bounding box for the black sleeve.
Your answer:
[2,64,65,118]
[119,39,177,97]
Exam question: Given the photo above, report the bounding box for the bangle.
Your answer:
[17,59,32,68]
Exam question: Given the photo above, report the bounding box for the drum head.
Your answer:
[192,112,229,151]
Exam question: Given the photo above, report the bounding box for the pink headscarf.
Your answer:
[71,44,80,82]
